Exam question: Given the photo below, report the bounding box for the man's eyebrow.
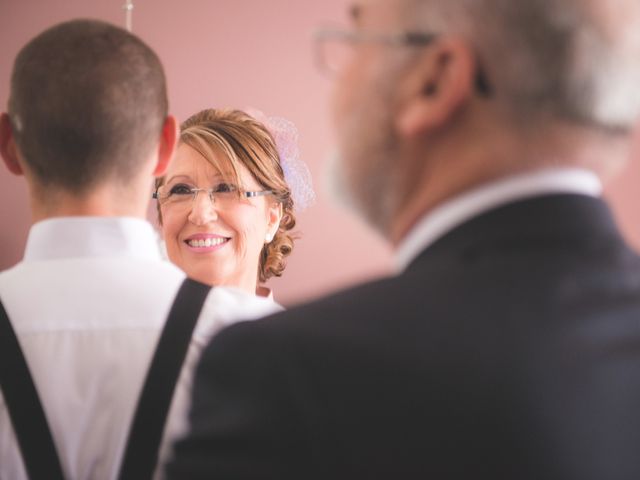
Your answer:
[349,4,362,24]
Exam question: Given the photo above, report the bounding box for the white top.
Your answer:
[0,217,281,480]
[395,167,602,271]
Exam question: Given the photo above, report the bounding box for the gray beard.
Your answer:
[325,56,409,239]
[324,142,399,239]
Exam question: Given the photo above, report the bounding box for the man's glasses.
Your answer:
[153,182,273,210]
[313,27,492,96]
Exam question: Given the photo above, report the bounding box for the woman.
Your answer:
[155,108,313,298]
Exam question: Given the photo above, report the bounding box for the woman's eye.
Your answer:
[212,183,237,194]
[168,184,193,196]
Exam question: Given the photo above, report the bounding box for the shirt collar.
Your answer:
[394,167,602,272]
[23,217,163,262]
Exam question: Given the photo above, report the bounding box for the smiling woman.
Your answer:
[155,109,298,298]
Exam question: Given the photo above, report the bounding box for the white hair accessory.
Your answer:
[245,108,316,211]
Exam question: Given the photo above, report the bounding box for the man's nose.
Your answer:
[187,190,218,225]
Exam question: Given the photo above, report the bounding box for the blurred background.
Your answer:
[1,0,639,306]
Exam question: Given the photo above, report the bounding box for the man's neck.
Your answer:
[29,182,151,223]
[388,121,628,246]
[390,151,531,246]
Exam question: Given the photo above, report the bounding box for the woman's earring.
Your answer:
[265,232,274,244]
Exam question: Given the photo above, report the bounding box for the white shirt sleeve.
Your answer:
[192,286,283,347]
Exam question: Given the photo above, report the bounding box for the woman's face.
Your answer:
[160,143,282,293]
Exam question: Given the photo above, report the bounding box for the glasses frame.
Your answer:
[315,28,438,48]
[313,27,492,96]
[152,186,274,208]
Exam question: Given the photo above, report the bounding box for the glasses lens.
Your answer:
[212,190,238,209]
[317,32,354,76]
[157,184,194,207]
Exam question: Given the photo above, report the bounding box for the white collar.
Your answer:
[23,216,162,262]
[394,167,602,272]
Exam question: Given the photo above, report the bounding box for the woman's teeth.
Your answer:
[187,237,227,248]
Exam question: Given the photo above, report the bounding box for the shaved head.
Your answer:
[8,19,168,193]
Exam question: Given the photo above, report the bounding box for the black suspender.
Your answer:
[118,278,211,480]
[0,299,65,480]
[0,277,211,480]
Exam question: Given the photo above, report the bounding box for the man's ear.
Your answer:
[0,113,24,176]
[396,38,476,138]
[153,115,179,177]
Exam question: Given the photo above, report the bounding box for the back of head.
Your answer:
[8,19,168,193]
[407,0,640,132]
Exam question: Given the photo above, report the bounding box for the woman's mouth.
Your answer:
[184,235,231,250]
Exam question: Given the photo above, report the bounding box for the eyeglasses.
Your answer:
[313,27,492,96]
[153,182,273,210]
[314,28,436,75]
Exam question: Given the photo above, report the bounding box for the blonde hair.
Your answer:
[156,108,296,283]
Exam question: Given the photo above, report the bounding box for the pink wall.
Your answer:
[0,0,391,306]
[1,1,639,306]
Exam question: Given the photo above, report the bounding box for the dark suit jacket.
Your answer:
[166,195,640,479]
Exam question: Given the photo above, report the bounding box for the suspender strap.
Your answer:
[118,278,211,480]
[0,299,65,480]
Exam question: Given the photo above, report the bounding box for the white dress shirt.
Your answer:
[395,168,602,271]
[0,217,281,480]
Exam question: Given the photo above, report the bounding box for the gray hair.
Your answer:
[406,0,640,132]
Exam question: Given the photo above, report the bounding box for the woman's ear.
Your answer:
[154,115,179,177]
[265,202,284,243]
[0,113,24,176]
[395,37,476,139]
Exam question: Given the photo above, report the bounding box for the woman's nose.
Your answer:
[187,190,218,225]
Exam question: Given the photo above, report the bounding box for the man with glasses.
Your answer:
[0,20,277,479]
[168,0,640,478]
